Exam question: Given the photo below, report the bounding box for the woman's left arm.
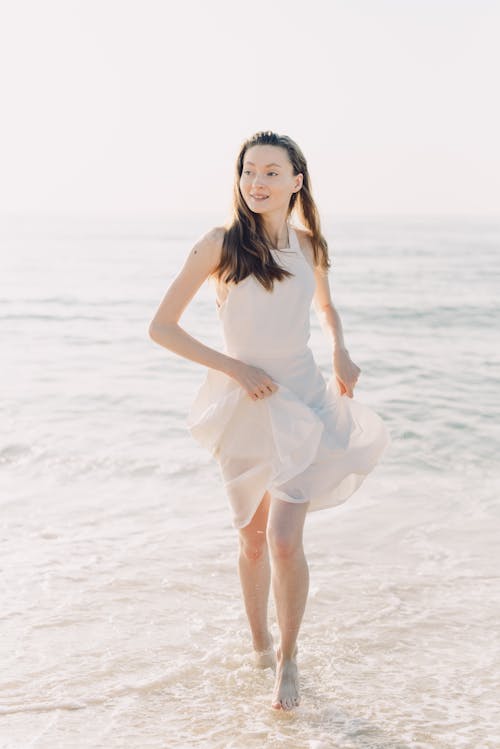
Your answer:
[312,266,361,398]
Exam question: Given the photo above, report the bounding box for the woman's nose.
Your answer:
[252,173,266,186]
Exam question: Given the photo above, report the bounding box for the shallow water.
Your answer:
[0,214,499,748]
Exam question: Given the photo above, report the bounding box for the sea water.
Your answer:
[0,214,498,748]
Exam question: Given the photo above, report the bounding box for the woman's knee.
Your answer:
[267,499,307,561]
[238,491,270,562]
[239,528,267,562]
[267,524,302,561]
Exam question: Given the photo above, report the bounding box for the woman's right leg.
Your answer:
[238,490,273,666]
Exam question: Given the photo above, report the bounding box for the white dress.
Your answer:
[187,222,391,529]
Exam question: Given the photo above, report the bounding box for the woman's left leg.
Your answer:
[267,497,310,710]
[237,491,274,667]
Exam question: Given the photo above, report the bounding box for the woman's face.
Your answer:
[239,145,303,215]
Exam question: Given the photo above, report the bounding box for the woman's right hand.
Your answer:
[227,360,279,401]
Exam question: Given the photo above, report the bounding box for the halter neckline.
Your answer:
[271,221,298,252]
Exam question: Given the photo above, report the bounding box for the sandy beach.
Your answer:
[1,215,499,748]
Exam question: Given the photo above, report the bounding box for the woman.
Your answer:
[149,130,391,711]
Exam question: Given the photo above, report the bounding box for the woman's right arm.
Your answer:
[148,226,237,376]
[148,226,278,400]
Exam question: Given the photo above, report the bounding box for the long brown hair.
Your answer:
[211,131,330,291]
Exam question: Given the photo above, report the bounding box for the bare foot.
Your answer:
[254,646,276,670]
[254,634,276,669]
[271,648,300,710]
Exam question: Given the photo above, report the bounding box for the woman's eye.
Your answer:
[242,170,277,176]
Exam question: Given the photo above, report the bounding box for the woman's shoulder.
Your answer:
[189,225,226,269]
[195,225,226,249]
[292,226,316,268]
[206,225,227,242]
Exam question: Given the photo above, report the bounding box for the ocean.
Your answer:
[0,214,498,748]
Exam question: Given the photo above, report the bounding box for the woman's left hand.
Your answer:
[333,347,361,398]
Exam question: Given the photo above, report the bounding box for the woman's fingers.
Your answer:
[231,361,278,399]
[334,353,361,398]
[248,370,278,400]
[251,385,274,399]
[336,375,355,397]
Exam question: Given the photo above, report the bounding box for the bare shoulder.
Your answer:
[202,225,226,247]
[190,225,225,256]
[293,226,316,269]
[185,225,226,272]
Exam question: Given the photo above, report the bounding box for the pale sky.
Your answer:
[1,0,499,220]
